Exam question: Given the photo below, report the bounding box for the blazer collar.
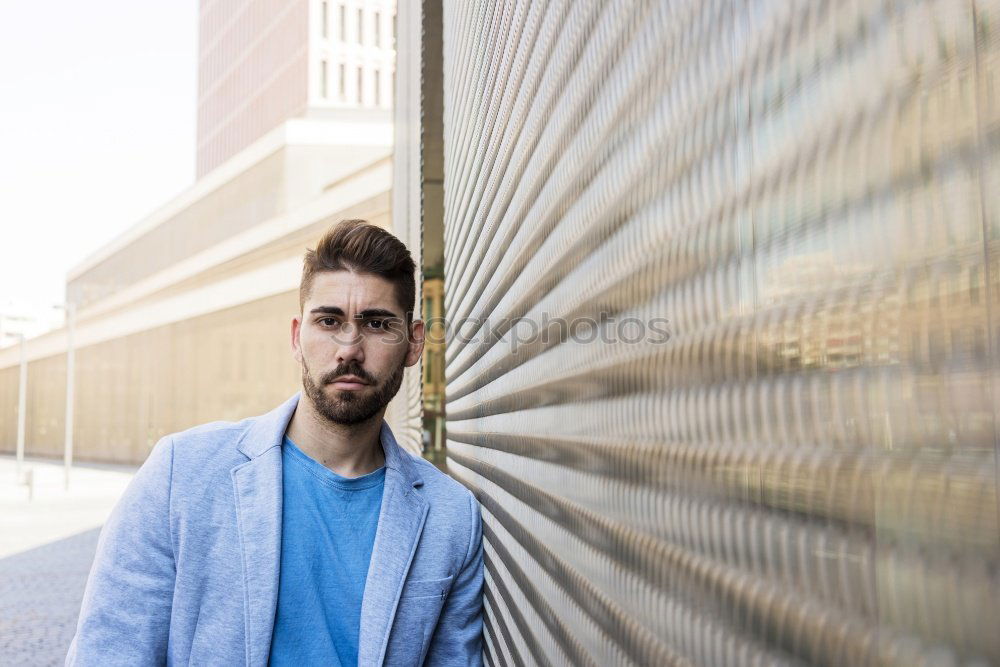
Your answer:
[236,392,425,490]
[236,393,300,459]
[359,425,430,665]
[378,419,424,489]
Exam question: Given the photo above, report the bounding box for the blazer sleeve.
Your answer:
[66,436,177,666]
[423,489,485,666]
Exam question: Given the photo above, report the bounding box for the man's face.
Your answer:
[292,270,424,425]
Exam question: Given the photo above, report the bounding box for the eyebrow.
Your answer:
[356,308,400,319]
[309,306,401,319]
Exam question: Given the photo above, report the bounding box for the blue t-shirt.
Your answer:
[269,436,386,666]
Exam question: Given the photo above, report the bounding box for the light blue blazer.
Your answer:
[66,394,483,666]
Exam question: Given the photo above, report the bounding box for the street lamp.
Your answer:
[0,316,30,481]
[16,331,26,479]
[2,303,76,488]
[54,302,76,490]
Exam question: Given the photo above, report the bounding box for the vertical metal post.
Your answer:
[63,302,75,490]
[16,333,27,479]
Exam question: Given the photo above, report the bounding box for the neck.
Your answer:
[284,396,386,478]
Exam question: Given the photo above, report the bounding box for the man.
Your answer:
[67,220,484,666]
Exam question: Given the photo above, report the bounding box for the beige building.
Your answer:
[197,0,396,176]
[0,0,405,464]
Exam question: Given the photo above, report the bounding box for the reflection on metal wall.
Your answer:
[441,1,1000,664]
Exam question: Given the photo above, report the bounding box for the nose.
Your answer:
[335,322,365,365]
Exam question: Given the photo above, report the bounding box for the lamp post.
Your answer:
[0,315,30,481]
[61,302,76,490]
[2,305,75,487]
[16,332,26,479]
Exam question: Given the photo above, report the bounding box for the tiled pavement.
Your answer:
[0,528,102,666]
[0,456,136,666]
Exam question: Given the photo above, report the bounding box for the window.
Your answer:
[339,4,346,41]
[321,1,328,38]
[357,8,364,43]
[338,63,346,97]
[357,66,364,104]
[374,69,381,106]
[321,59,328,98]
[374,10,381,47]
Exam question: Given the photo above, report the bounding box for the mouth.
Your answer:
[329,375,370,391]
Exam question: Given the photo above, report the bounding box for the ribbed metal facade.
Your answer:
[441,1,1000,664]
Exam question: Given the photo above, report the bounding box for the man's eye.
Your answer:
[365,319,386,330]
[319,318,339,327]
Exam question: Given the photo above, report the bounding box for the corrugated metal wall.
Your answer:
[440,1,1000,664]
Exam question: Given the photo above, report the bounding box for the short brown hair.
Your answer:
[299,219,417,321]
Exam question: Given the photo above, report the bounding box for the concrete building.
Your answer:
[196,0,396,176]
[0,0,407,463]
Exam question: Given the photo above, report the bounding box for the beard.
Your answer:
[301,356,406,426]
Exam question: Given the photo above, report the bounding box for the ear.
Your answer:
[291,315,303,364]
[404,319,425,367]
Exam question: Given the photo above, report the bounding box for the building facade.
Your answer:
[196,0,396,176]
[0,0,406,463]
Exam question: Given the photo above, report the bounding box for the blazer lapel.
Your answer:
[358,423,429,666]
[227,396,427,666]
[230,394,300,666]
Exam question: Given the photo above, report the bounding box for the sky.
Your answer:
[0,0,198,327]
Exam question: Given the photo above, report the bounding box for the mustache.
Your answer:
[320,362,377,386]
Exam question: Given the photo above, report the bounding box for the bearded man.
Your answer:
[67,220,483,667]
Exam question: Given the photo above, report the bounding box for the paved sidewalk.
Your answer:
[0,456,136,665]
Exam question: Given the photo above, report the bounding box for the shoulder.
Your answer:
[140,416,258,497]
[160,394,299,463]
[165,418,252,462]
[169,417,252,448]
